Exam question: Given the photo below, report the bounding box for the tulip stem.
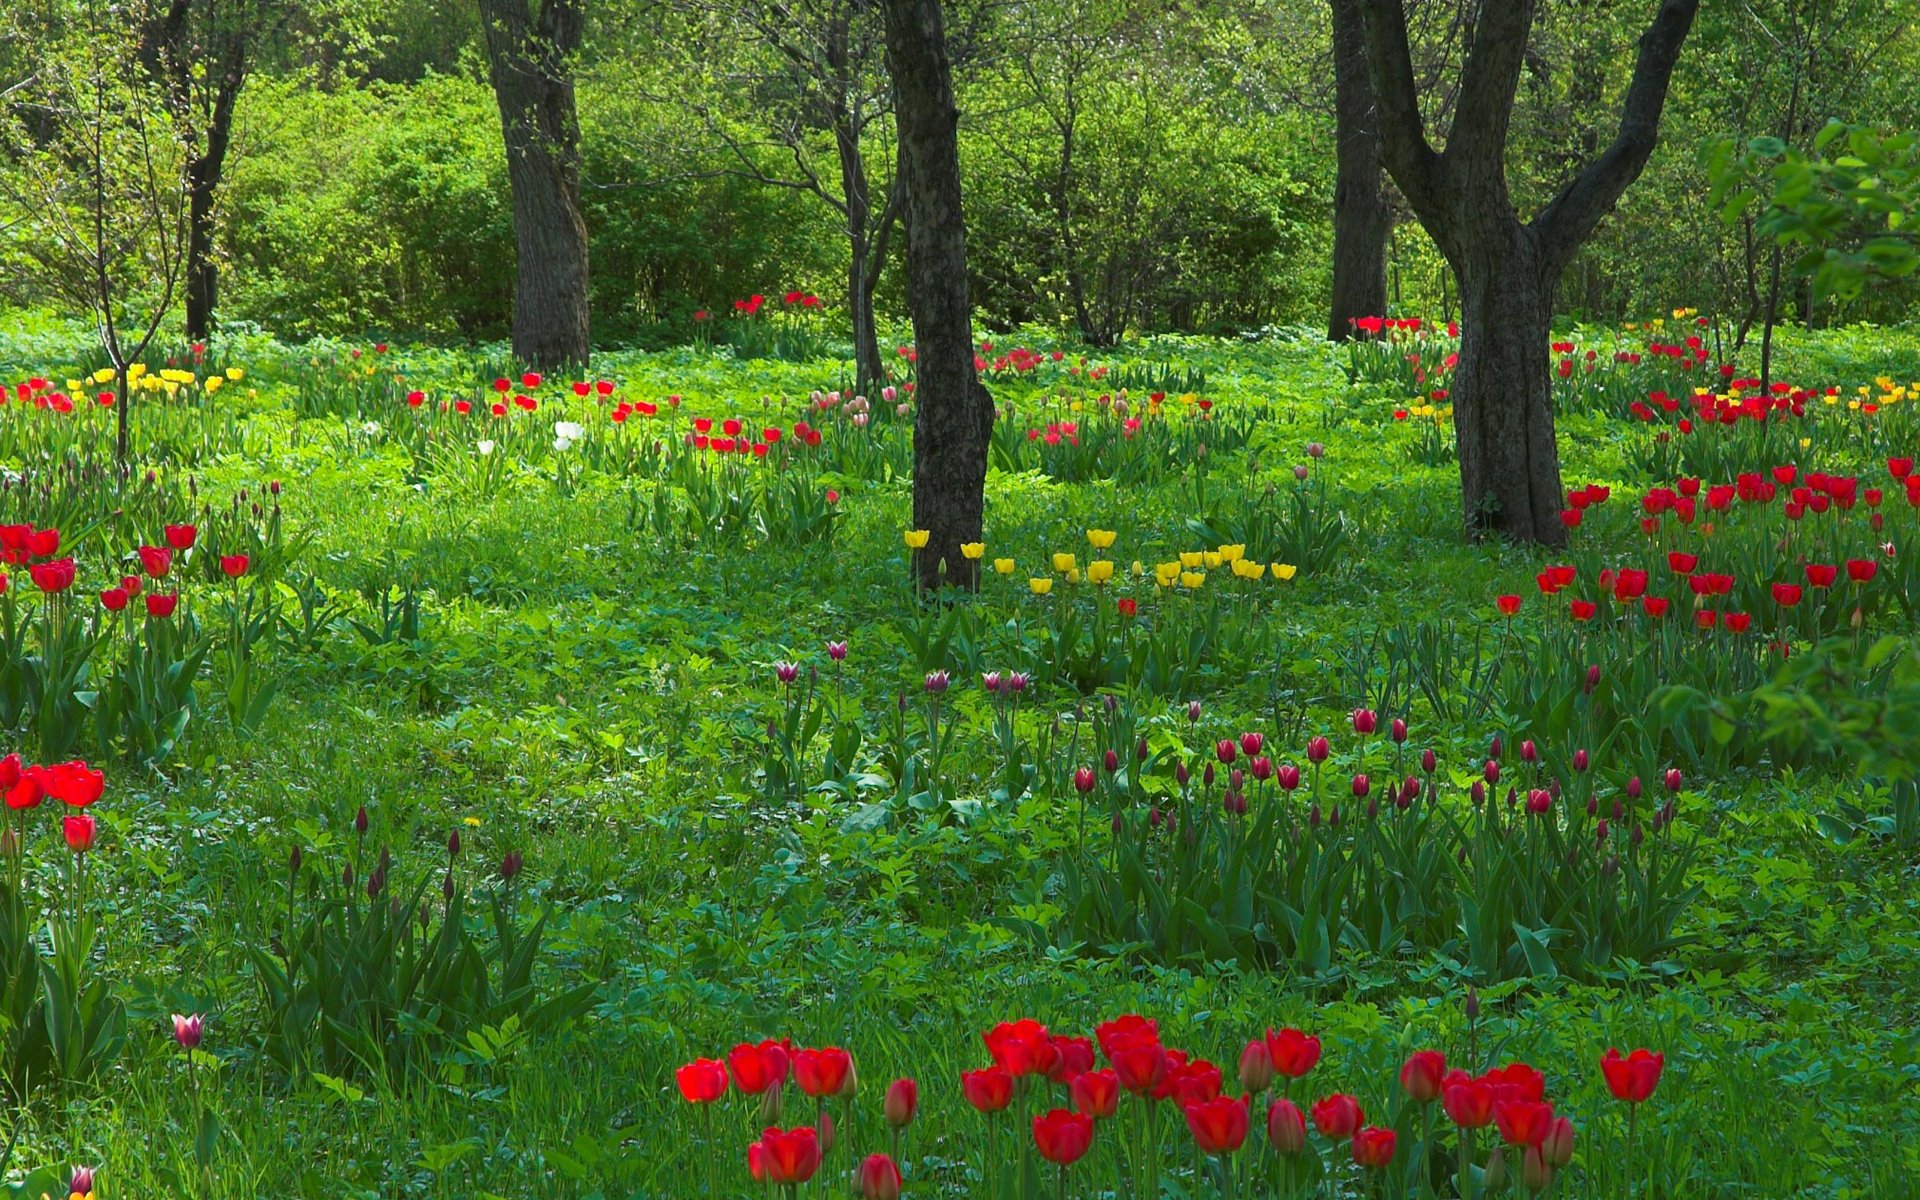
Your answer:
[1626,1104,1638,1199]
[1460,1128,1476,1200]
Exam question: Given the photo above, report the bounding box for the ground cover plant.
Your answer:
[0,310,1911,1198]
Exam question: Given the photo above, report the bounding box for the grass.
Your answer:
[0,313,1914,1198]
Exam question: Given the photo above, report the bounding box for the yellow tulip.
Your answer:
[1131,560,1144,577]
[1244,562,1267,580]
[127,363,147,379]
[1180,552,1203,569]
[1218,544,1245,563]
[1272,563,1297,581]
[205,376,223,394]
[1030,577,1054,595]
[1086,529,1116,550]
[91,368,114,384]
[1067,567,1081,584]
[1052,552,1077,574]
[1155,573,1174,588]
[1180,571,1205,590]
[994,558,1015,575]
[904,529,931,549]
[1086,560,1114,584]
[960,542,985,560]
[1203,552,1222,570]
[226,367,245,381]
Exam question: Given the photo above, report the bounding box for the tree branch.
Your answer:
[1353,0,1449,224]
[1532,0,1701,273]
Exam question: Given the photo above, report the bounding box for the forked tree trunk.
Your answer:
[1355,0,1699,545]
[479,0,591,369]
[1328,0,1388,341]
[882,0,993,592]
[848,240,884,395]
[1453,233,1564,541]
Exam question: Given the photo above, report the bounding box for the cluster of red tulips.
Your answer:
[1,752,103,854]
[675,1018,1668,1198]
[0,522,251,614]
[689,417,825,456]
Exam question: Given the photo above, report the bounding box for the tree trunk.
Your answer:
[849,239,884,395]
[184,155,220,341]
[478,0,590,369]
[1328,0,1388,341]
[882,0,993,593]
[1452,232,1566,545]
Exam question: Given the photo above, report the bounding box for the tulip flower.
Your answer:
[220,554,250,578]
[1600,1048,1663,1103]
[1070,1067,1120,1118]
[1184,1094,1251,1154]
[903,529,930,549]
[1494,1099,1555,1147]
[962,1065,1014,1113]
[793,1047,852,1097]
[1033,1107,1094,1165]
[1543,1115,1575,1167]
[1263,1027,1320,1078]
[172,1012,205,1050]
[884,1077,917,1127]
[1400,1050,1446,1103]
[1443,1076,1495,1128]
[137,545,172,578]
[759,1126,821,1184]
[145,593,179,618]
[69,1166,94,1200]
[62,813,96,853]
[728,1041,790,1095]
[1496,594,1522,616]
[1266,1098,1306,1154]
[857,1153,902,1200]
[1352,1125,1397,1168]
[1312,1093,1363,1139]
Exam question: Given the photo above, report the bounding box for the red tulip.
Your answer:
[1482,1062,1546,1102]
[100,587,129,612]
[758,1126,820,1185]
[1263,1028,1320,1078]
[793,1046,852,1097]
[1352,1125,1397,1168]
[164,523,197,550]
[1311,1093,1363,1139]
[1494,1099,1555,1147]
[1569,599,1597,621]
[521,372,542,389]
[25,527,59,557]
[1890,456,1914,480]
[728,1041,790,1095]
[1442,1075,1495,1128]
[1184,1094,1250,1154]
[1496,594,1522,616]
[1050,1034,1094,1080]
[1772,583,1802,607]
[675,1058,728,1103]
[1846,558,1877,583]
[220,554,251,578]
[1033,1108,1094,1166]
[62,812,96,853]
[984,1019,1055,1077]
[1400,1050,1447,1104]
[858,1153,902,1200]
[1806,563,1838,588]
[137,545,172,578]
[1215,739,1236,764]
[1666,551,1697,573]
[1266,1098,1306,1154]
[1117,597,1137,618]
[1071,1068,1120,1118]
[962,1066,1014,1113]
[29,558,75,593]
[1351,707,1377,735]
[145,593,179,618]
[44,761,104,807]
[884,1078,918,1126]
[1599,1048,1663,1103]
[1237,1039,1274,1093]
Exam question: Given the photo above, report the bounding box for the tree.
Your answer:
[882,0,993,591]
[1327,0,1387,340]
[652,0,904,394]
[1354,0,1700,544]
[477,0,591,368]
[146,0,265,342]
[1,0,191,468]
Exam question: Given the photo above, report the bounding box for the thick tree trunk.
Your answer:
[848,240,884,395]
[1328,0,1388,341]
[478,0,590,369]
[882,0,993,593]
[1452,232,1566,545]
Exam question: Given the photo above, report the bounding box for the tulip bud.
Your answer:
[442,870,455,901]
[1351,708,1377,735]
[1587,795,1598,816]
[1277,764,1300,790]
[1631,822,1644,847]
[1484,759,1501,785]
[70,1167,94,1198]
[500,849,523,881]
[1664,767,1683,793]
[0,827,16,858]
[1187,700,1202,722]
[1464,987,1479,1021]
[1238,1039,1275,1093]
[1203,763,1215,788]
[1484,1147,1506,1190]
[1544,1117,1575,1168]
[1351,774,1369,798]
[342,863,354,891]
[1104,749,1120,773]
[1266,1098,1307,1155]
[1230,768,1245,791]
[1306,736,1329,763]
[1329,806,1341,827]
[1070,768,1092,797]
[1112,812,1124,834]
[839,1059,859,1099]
[1603,854,1620,877]
[1573,748,1589,772]
[1137,737,1150,762]
[758,1082,784,1123]
[884,1078,918,1127]
[858,1153,903,1200]
[354,805,369,835]
[1421,748,1436,773]
[1611,797,1624,820]
[448,829,462,858]
[1175,760,1191,787]
[1489,734,1503,759]
[1216,739,1236,764]
[1391,718,1407,744]
[1585,664,1601,692]
[1627,776,1643,799]
[1470,781,1486,806]
[1523,1146,1553,1190]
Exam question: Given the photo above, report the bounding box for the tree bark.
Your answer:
[882,0,992,592]
[1328,0,1388,341]
[478,0,591,369]
[1355,0,1700,544]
